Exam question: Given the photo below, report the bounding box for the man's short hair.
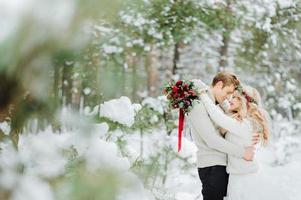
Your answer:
[212,71,240,88]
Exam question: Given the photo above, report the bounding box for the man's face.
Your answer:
[213,82,236,104]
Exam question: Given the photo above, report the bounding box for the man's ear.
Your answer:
[216,81,224,89]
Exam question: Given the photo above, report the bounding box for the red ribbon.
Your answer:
[178,109,185,152]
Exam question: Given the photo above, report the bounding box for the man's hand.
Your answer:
[243,146,255,161]
[252,132,260,145]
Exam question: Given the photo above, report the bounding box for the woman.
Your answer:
[199,85,269,200]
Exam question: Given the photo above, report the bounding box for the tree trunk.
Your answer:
[145,48,159,97]
[218,32,230,72]
[72,78,81,111]
[140,128,144,158]
[127,55,139,102]
[53,65,61,106]
[94,63,102,116]
[62,63,73,106]
[218,1,231,72]
[172,42,180,75]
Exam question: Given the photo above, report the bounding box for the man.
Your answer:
[186,72,258,200]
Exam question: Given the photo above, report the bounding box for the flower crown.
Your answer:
[236,85,258,105]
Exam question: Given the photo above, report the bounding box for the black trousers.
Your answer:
[198,165,229,200]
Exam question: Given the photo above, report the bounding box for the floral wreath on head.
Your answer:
[236,84,258,105]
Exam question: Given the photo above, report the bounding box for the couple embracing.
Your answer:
[187,72,269,200]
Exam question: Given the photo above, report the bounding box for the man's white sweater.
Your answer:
[186,80,245,168]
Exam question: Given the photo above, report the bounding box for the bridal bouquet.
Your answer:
[163,80,200,152]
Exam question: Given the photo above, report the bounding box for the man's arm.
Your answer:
[187,101,246,158]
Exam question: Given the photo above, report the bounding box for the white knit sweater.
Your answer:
[200,93,260,174]
[186,80,245,168]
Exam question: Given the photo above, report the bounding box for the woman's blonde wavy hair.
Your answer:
[230,86,269,145]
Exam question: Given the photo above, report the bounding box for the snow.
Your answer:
[1,0,300,198]
[102,44,124,54]
[99,96,140,127]
[277,0,296,9]
[175,192,197,200]
[293,103,301,110]
[142,96,168,115]
[11,175,54,200]
[0,142,20,190]
[0,121,11,135]
[0,120,154,199]
[82,138,131,171]
[18,131,70,178]
[286,81,297,91]
[0,0,75,44]
[253,146,301,200]
[83,87,91,95]
[0,95,301,199]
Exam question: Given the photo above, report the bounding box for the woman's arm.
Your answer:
[200,93,250,136]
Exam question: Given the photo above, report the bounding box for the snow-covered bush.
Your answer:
[0,103,155,200]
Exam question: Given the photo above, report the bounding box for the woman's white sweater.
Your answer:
[200,93,260,174]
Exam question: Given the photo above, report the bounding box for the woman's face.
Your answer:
[229,93,241,111]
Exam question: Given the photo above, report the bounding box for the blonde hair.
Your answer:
[230,86,269,145]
